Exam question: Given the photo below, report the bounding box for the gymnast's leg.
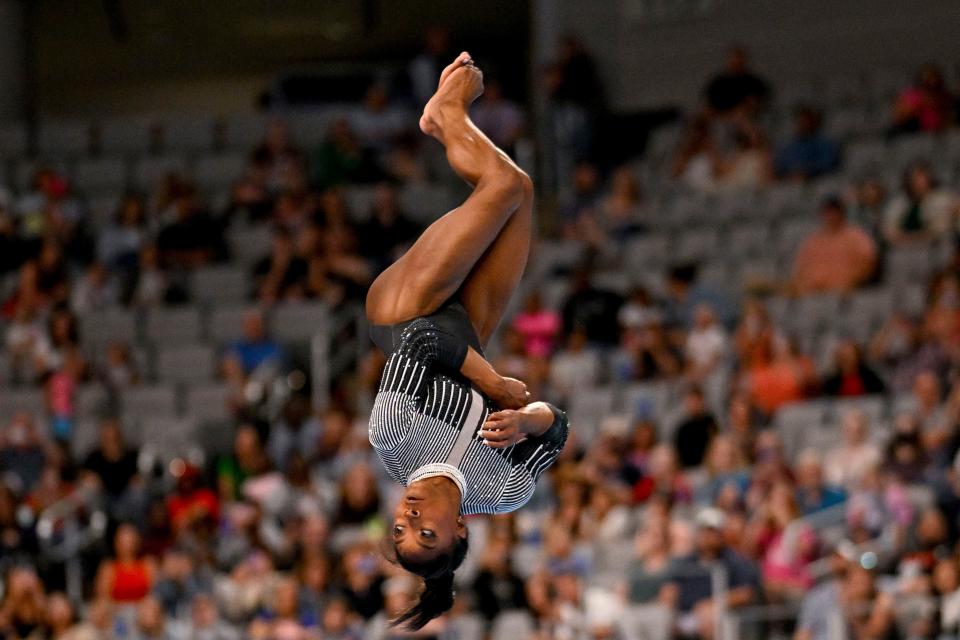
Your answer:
[365,54,532,330]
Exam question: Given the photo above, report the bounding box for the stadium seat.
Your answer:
[192,153,247,191]
[145,307,203,344]
[774,401,830,457]
[133,155,189,191]
[228,224,273,265]
[73,157,128,194]
[184,384,232,425]
[223,113,268,150]
[491,610,535,640]
[398,183,455,223]
[76,384,109,421]
[191,266,248,305]
[79,309,138,349]
[0,122,28,160]
[97,117,155,155]
[120,385,178,423]
[155,344,216,383]
[139,416,200,448]
[269,302,328,343]
[161,115,217,153]
[0,388,45,418]
[206,306,252,344]
[616,604,672,640]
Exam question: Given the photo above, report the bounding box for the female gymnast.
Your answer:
[366,52,569,630]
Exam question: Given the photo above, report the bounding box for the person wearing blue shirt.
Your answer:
[795,450,847,516]
[225,309,285,374]
[775,107,841,181]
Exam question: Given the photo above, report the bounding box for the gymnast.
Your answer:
[365,52,569,630]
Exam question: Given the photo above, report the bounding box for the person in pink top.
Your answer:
[512,292,561,358]
[891,64,954,135]
[791,197,877,296]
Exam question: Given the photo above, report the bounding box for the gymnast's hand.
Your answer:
[481,402,556,448]
[489,376,530,410]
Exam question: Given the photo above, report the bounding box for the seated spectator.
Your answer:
[310,119,381,190]
[791,197,877,295]
[618,285,663,332]
[249,577,318,639]
[672,387,719,469]
[132,596,177,640]
[626,515,671,604]
[97,194,147,270]
[716,119,773,190]
[794,450,847,516]
[471,79,526,154]
[267,394,321,471]
[357,182,419,270]
[45,592,82,640]
[217,424,274,502]
[253,120,305,193]
[70,261,118,314]
[703,45,770,115]
[672,116,720,193]
[125,244,172,308]
[350,83,412,153]
[845,462,913,543]
[549,328,600,404]
[82,418,140,502]
[685,303,728,384]
[471,534,528,620]
[0,412,49,493]
[333,462,381,527]
[0,567,47,640]
[184,593,240,640]
[166,464,219,534]
[847,178,888,240]
[560,268,623,346]
[747,481,817,602]
[223,309,285,376]
[733,297,775,368]
[659,508,761,638]
[822,339,886,397]
[513,292,562,358]
[95,523,156,604]
[157,184,223,269]
[890,64,954,135]
[100,340,140,391]
[795,558,896,640]
[0,205,33,276]
[775,106,841,181]
[561,162,602,232]
[745,335,817,416]
[253,228,308,303]
[633,444,693,504]
[698,434,751,507]
[153,548,213,618]
[823,409,882,489]
[882,162,960,246]
[664,264,735,331]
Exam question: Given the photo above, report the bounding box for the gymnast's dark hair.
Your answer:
[390,534,469,630]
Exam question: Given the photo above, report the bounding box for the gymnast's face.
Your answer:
[392,484,466,562]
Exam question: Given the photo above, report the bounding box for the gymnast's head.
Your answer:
[388,475,469,630]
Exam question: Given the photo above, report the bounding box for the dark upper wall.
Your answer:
[543,0,960,111]
[29,0,529,116]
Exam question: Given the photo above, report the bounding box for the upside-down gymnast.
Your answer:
[365,52,569,630]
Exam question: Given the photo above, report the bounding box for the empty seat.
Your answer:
[184,384,232,424]
[0,389,45,418]
[829,395,886,425]
[491,610,535,640]
[140,416,199,448]
[162,115,217,153]
[567,387,616,440]
[228,224,272,265]
[155,344,216,383]
[620,381,672,421]
[774,401,829,457]
[887,246,933,284]
[191,266,248,305]
[145,307,202,344]
[38,120,90,156]
[76,384,109,420]
[207,306,253,344]
[193,153,247,191]
[617,604,672,640]
[675,227,720,261]
[80,309,137,349]
[624,234,670,271]
[133,155,189,191]
[120,385,178,421]
[270,303,328,343]
[71,419,102,458]
[72,157,127,193]
[97,117,155,155]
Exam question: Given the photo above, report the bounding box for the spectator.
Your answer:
[125,244,172,308]
[0,412,48,492]
[310,119,381,190]
[249,577,318,639]
[223,309,285,376]
[659,508,761,638]
[351,83,411,153]
[882,161,960,246]
[549,328,600,404]
[823,409,882,489]
[891,64,955,135]
[821,340,886,397]
[846,178,888,241]
[95,523,156,604]
[561,162,602,231]
[716,119,773,190]
[775,106,841,181]
[471,534,527,620]
[253,227,308,303]
[407,26,451,107]
[672,116,720,193]
[156,184,223,269]
[791,197,877,295]
[184,593,240,640]
[0,567,47,640]
[685,303,728,384]
[357,183,419,270]
[82,419,140,505]
[560,268,623,346]
[70,261,118,314]
[672,387,719,469]
[471,79,526,154]
[626,515,671,604]
[703,45,770,115]
[664,264,734,331]
[794,450,847,516]
[153,548,212,618]
[747,481,817,602]
[166,464,219,534]
[512,292,562,359]
[267,394,321,471]
[97,194,147,270]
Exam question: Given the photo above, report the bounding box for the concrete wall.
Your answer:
[547,0,960,111]
[0,0,26,122]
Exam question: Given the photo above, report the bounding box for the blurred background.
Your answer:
[1,1,960,638]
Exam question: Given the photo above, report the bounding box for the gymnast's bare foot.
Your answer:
[420,56,484,139]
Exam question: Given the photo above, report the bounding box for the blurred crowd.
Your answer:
[2,29,960,640]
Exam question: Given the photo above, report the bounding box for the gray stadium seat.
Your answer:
[567,387,616,440]
[73,157,128,194]
[133,155,189,191]
[76,384,109,420]
[624,234,670,271]
[139,416,199,448]
[342,186,377,223]
[155,344,216,383]
[120,385,179,423]
[97,117,155,155]
[886,246,933,284]
[269,302,328,343]
[38,119,90,156]
[620,381,672,420]
[228,224,272,265]
[0,388,45,418]
[71,419,102,458]
[184,384,232,425]
[145,307,202,344]
[491,610,535,640]
[206,306,252,344]
[191,266,248,305]
[676,227,720,262]
[774,401,830,457]
[398,183,455,223]
[617,604,672,640]
[79,309,137,349]
[162,115,217,153]
[828,395,886,425]
[193,153,247,191]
